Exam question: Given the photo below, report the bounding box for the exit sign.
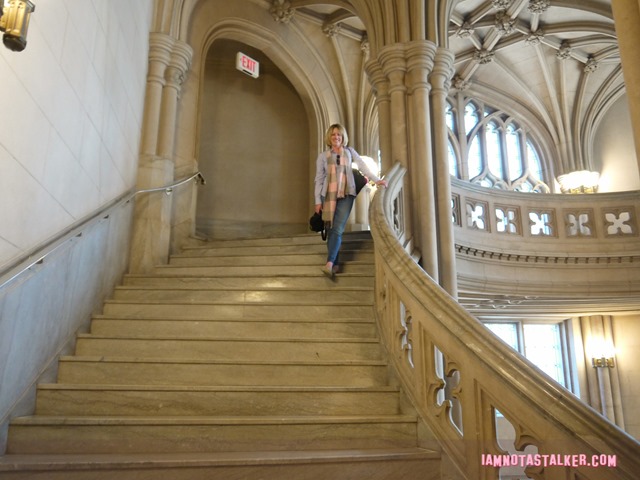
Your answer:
[236,52,259,78]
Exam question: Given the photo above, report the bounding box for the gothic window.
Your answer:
[484,321,572,391]
[447,97,550,193]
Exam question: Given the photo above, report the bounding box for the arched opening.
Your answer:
[196,39,310,239]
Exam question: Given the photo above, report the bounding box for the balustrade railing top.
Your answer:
[451,178,640,257]
[369,163,640,480]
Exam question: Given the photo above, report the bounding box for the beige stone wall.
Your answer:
[593,95,640,192]
[0,1,152,270]
[613,314,640,438]
[196,40,310,239]
[0,1,153,451]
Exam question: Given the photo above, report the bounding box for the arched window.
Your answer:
[447,97,550,193]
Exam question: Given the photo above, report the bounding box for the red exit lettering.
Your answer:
[236,52,260,78]
[242,56,255,71]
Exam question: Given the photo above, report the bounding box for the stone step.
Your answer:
[122,274,374,289]
[35,385,401,417]
[7,415,419,454]
[169,252,374,266]
[110,287,373,304]
[0,448,439,480]
[90,317,377,339]
[57,357,390,387]
[101,302,373,320]
[74,335,383,362]
[177,242,372,257]
[151,264,374,276]
[185,233,371,248]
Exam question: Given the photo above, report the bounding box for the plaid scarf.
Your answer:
[322,148,347,225]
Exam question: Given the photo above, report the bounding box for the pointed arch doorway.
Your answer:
[196,39,310,239]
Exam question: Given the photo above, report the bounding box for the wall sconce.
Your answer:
[592,357,615,368]
[0,0,35,52]
[557,170,600,194]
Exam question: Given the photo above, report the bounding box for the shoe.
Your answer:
[332,265,340,274]
[321,266,335,279]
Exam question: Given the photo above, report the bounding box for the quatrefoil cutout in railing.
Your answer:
[466,202,487,230]
[496,207,518,234]
[529,211,553,236]
[398,307,414,369]
[493,408,541,479]
[434,351,463,435]
[567,212,592,237]
[605,211,634,236]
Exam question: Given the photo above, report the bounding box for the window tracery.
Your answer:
[447,96,550,193]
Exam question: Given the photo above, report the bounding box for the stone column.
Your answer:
[377,45,416,248]
[406,40,439,281]
[158,41,193,158]
[430,48,457,298]
[129,33,193,273]
[364,60,392,173]
[140,33,173,157]
[611,0,640,173]
[580,315,625,428]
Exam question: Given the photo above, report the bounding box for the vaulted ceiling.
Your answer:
[282,0,623,177]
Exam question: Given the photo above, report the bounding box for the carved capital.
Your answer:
[495,11,515,36]
[528,0,550,14]
[322,22,341,38]
[584,56,599,74]
[491,0,511,9]
[525,29,545,46]
[453,75,471,92]
[269,0,294,24]
[456,21,474,38]
[556,41,572,60]
[474,48,495,64]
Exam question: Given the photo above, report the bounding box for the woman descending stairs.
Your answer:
[0,232,440,479]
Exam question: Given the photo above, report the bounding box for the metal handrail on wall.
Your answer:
[0,171,205,292]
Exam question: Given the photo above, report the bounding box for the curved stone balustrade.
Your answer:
[370,163,640,480]
[451,178,640,300]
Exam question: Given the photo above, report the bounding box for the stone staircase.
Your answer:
[0,233,440,479]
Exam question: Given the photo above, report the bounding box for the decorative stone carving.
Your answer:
[453,75,471,92]
[565,210,594,237]
[269,0,294,24]
[496,206,519,234]
[528,0,550,14]
[491,0,512,10]
[473,48,495,64]
[495,11,516,36]
[467,201,488,230]
[360,36,370,56]
[399,305,414,369]
[584,56,599,73]
[605,210,635,235]
[529,210,554,236]
[556,40,572,60]
[322,22,342,37]
[456,21,474,38]
[525,29,545,46]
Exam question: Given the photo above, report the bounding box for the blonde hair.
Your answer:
[324,123,349,147]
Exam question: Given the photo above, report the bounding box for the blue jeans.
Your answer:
[326,195,355,265]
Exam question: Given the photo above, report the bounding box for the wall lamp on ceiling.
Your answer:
[0,0,35,52]
[557,170,600,194]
